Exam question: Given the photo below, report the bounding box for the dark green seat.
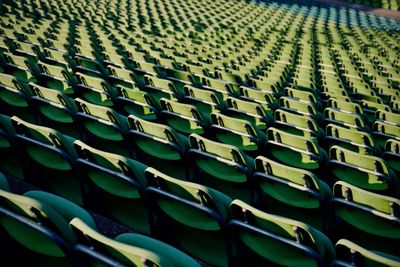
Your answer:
[70,217,200,267]
[229,199,335,267]
[0,114,23,178]
[10,116,83,204]
[145,167,232,267]
[331,239,400,267]
[0,72,35,123]
[29,83,80,138]
[0,187,95,267]
[74,140,151,234]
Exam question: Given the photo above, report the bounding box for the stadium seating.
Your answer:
[0,0,399,265]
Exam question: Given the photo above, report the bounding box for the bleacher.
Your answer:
[0,0,399,266]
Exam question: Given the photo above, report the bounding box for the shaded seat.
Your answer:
[229,199,335,267]
[331,239,400,267]
[145,167,232,267]
[74,140,151,234]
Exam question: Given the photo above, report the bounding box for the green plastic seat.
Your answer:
[182,85,225,115]
[0,114,23,178]
[143,75,182,104]
[332,239,400,267]
[10,116,83,204]
[75,72,116,107]
[266,127,328,171]
[328,145,398,196]
[74,140,151,234]
[274,109,324,140]
[324,107,367,131]
[29,83,80,138]
[0,73,35,123]
[239,86,277,111]
[189,133,254,202]
[70,217,198,267]
[115,85,158,121]
[210,111,266,152]
[280,96,322,121]
[1,52,37,82]
[144,167,232,267]
[382,139,400,175]
[324,123,376,155]
[37,61,76,95]
[159,98,209,134]
[254,156,332,231]
[106,64,137,90]
[332,181,400,255]
[0,188,95,266]
[127,114,189,178]
[75,98,130,157]
[225,96,271,130]
[229,199,335,267]
[372,120,400,150]
[376,110,400,127]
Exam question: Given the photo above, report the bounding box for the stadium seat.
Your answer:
[229,199,335,266]
[189,133,254,202]
[145,167,232,267]
[332,181,400,255]
[331,239,400,267]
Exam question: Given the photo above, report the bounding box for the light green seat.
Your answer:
[324,123,376,155]
[226,96,272,130]
[254,156,332,231]
[266,127,327,171]
[115,85,158,120]
[332,181,400,255]
[160,98,209,135]
[328,145,398,196]
[274,109,323,140]
[189,133,254,202]
[29,83,79,138]
[143,75,181,105]
[373,120,400,150]
[324,107,367,131]
[127,114,189,178]
[280,96,321,121]
[74,140,151,234]
[182,85,225,115]
[210,111,266,152]
[37,61,76,95]
[332,239,400,267]
[229,200,335,267]
[2,52,37,82]
[75,72,116,107]
[75,98,130,157]
[144,167,232,267]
